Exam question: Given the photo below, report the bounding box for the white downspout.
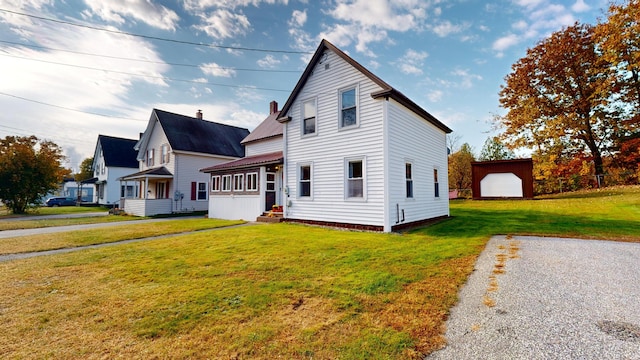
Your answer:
[382,98,391,232]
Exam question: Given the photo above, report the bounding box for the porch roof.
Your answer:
[118,167,173,181]
[200,151,283,173]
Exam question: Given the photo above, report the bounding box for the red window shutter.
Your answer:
[191,182,196,200]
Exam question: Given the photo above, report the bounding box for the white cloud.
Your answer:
[200,62,237,77]
[427,90,443,102]
[323,0,431,55]
[395,49,428,75]
[431,20,468,37]
[82,0,179,31]
[257,54,281,68]
[451,69,482,89]
[289,9,307,27]
[194,9,251,40]
[572,0,590,12]
[493,34,520,52]
[184,0,289,11]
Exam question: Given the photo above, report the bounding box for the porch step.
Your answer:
[256,212,283,223]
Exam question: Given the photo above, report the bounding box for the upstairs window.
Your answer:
[340,87,357,128]
[346,159,364,198]
[406,163,414,198]
[302,99,316,135]
[146,149,154,167]
[161,144,169,164]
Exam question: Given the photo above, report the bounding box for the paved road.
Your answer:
[427,235,640,360]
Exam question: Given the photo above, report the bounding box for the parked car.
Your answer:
[45,197,76,207]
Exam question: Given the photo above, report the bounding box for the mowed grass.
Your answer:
[0,218,245,254]
[0,215,142,231]
[0,205,111,218]
[0,186,638,359]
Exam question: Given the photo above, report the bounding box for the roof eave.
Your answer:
[371,89,453,134]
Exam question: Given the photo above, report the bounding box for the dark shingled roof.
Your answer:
[154,109,249,158]
[119,166,173,181]
[98,135,138,168]
[200,151,283,173]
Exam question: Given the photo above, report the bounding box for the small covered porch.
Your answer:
[118,167,174,216]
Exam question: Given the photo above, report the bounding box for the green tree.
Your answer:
[479,136,515,161]
[448,143,475,190]
[76,157,94,182]
[498,23,618,176]
[0,136,67,214]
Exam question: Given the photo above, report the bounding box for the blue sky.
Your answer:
[0,0,606,171]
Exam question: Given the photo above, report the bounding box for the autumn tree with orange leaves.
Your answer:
[498,23,618,177]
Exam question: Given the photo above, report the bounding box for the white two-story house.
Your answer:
[90,135,139,206]
[119,109,249,216]
[202,40,452,232]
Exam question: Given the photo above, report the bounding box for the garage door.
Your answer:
[480,173,523,198]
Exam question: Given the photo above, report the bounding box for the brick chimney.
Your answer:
[196,110,203,119]
[269,101,278,114]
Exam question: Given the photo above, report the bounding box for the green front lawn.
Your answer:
[0,186,638,359]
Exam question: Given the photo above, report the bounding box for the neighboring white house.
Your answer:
[119,109,249,216]
[203,40,452,232]
[88,135,139,206]
[201,101,284,221]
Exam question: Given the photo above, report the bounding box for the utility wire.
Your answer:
[0,39,301,73]
[0,8,314,55]
[0,53,292,92]
[0,91,147,122]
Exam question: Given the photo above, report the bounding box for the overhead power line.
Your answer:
[0,8,314,55]
[0,91,146,122]
[0,53,292,92]
[0,39,301,73]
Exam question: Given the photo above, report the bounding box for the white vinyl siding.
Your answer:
[245,137,282,156]
[284,49,385,227]
[386,99,449,226]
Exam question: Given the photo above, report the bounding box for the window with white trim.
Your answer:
[197,182,207,200]
[406,163,414,198]
[211,175,221,192]
[233,174,244,191]
[146,149,154,167]
[346,158,364,198]
[161,144,169,164]
[299,164,311,197]
[302,98,316,135]
[340,87,357,128]
[246,172,258,191]
[222,175,232,192]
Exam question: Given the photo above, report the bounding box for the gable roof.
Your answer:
[138,109,250,159]
[97,135,138,168]
[241,110,283,145]
[277,39,452,134]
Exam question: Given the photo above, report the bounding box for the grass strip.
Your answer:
[0,219,245,254]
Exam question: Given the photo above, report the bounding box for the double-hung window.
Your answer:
[222,175,232,192]
[299,164,312,197]
[146,149,154,167]
[233,174,244,191]
[197,182,207,200]
[302,99,316,135]
[161,144,169,164]
[246,172,258,191]
[211,175,221,192]
[340,87,357,128]
[346,158,364,199]
[406,163,414,198]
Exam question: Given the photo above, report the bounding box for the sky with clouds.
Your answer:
[0,0,606,170]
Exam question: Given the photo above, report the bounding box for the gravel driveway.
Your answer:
[426,235,640,360]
